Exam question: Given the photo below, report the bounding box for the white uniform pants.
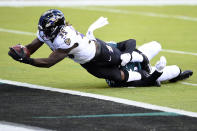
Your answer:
[138,41,180,82]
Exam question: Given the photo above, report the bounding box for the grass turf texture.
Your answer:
[0,6,197,112]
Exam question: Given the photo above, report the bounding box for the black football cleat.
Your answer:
[169,70,193,82]
[154,80,161,87]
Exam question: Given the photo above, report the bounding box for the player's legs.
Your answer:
[124,70,162,87]
[105,56,166,87]
[93,39,122,66]
[151,56,193,82]
[169,70,193,82]
[81,62,122,81]
[81,61,142,82]
[82,39,143,82]
[138,41,162,60]
[151,65,181,82]
[124,56,166,87]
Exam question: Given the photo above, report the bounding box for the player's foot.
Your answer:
[155,56,166,72]
[105,79,122,87]
[169,70,193,82]
[154,80,161,87]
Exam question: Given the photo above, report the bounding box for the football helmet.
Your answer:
[38,9,65,39]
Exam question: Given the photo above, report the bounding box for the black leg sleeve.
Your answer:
[81,63,122,82]
[124,70,162,87]
[117,39,136,54]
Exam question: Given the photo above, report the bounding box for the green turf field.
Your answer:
[0,6,197,112]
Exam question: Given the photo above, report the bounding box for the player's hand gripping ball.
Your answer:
[8,44,30,61]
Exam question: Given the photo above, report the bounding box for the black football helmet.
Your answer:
[38,9,65,39]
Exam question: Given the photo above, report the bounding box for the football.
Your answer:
[11,44,30,58]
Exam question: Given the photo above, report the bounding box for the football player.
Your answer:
[8,9,192,87]
[105,41,193,87]
[8,9,152,85]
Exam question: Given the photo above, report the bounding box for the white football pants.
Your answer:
[138,41,180,82]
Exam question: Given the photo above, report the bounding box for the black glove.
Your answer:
[8,45,34,65]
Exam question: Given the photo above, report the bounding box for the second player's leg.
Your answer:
[151,65,181,82]
[138,41,162,61]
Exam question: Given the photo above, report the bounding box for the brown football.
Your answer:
[11,45,30,58]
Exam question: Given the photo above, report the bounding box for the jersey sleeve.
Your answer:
[37,31,45,42]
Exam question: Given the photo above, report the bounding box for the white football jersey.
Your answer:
[37,26,96,64]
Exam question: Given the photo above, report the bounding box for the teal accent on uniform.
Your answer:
[0,82,4,85]
[33,112,180,119]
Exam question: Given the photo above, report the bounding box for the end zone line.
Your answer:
[0,79,197,118]
[0,121,51,131]
[1,27,197,56]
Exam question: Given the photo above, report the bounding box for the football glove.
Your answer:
[120,53,132,66]
[8,44,34,65]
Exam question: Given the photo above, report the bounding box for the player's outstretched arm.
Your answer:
[30,49,68,68]
[25,38,44,55]
[9,42,68,68]
[8,38,43,65]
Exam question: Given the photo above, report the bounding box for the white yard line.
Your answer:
[162,49,197,56]
[1,27,197,56]
[0,79,197,118]
[72,6,197,22]
[0,28,36,36]
[180,82,197,86]
[1,0,197,6]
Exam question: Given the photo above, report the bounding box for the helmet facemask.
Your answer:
[38,9,65,40]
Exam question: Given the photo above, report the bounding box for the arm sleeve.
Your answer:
[117,39,136,54]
